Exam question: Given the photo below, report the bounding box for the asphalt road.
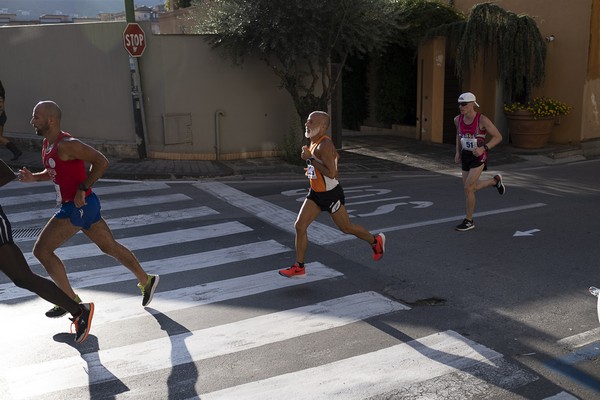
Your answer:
[0,158,598,399]
[224,158,600,399]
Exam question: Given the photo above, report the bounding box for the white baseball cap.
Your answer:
[458,92,480,107]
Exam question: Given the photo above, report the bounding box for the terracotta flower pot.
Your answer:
[505,110,555,149]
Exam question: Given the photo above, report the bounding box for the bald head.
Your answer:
[305,111,330,139]
[31,100,62,137]
[310,111,330,130]
[34,101,62,121]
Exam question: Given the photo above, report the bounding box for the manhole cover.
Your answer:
[12,228,43,242]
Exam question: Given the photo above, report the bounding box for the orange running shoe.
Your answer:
[278,263,306,278]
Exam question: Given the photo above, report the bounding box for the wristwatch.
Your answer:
[78,183,88,192]
[483,144,489,151]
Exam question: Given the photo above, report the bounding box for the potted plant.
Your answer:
[503,97,573,148]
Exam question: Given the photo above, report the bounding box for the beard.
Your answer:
[305,126,319,139]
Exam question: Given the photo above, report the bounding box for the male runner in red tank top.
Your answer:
[18,101,159,318]
[278,111,385,278]
[454,92,506,231]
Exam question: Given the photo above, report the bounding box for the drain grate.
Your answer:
[12,228,43,242]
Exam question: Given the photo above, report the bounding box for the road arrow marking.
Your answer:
[513,229,540,237]
[409,201,433,208]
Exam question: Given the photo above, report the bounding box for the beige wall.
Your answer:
[416,37,446,142]
[0,22,137,154]
[0,21,297,159]
[452,0,595,145]
[141,31,296,160]
[583,0,600,139]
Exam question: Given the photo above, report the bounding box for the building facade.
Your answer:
[417,0,600,148]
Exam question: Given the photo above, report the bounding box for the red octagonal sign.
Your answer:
[123,23,146,57]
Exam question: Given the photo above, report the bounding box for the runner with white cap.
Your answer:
[454,92,505,231]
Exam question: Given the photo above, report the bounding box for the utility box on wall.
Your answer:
[162,113,192,145]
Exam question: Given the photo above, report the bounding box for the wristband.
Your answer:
[78,183,88,192]
[483,144,489,151]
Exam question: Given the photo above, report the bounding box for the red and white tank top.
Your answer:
[42,131,90,204]
[458,113,487,152]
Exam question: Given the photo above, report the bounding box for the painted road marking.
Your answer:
[1,181,172,206]
[0,240,290,303]
[544,341,600,394]
[558,327,600,350]
[513,229,541,237]
[199,182,546,244]
[7,193,193,224]
[376,203,547,235]
[543,392,580,400]
[196,181,346,244]
[199,330,505,400]
[89,262,344,326]
[345,195,410,206]
[15,206,219,242]
[548,325,600,395]
[4,291,407,399]
[198,181,547,244]
[0,262,343,346]
[0,182,545,399]
[21,221,252,266]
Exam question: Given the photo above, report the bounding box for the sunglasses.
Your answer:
[458,102,471,107]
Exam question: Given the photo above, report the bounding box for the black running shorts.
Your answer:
[461,150,487,172]
[0,205,13,245]
[306,185,345,214]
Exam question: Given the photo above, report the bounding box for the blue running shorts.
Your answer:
[55,192,102,230]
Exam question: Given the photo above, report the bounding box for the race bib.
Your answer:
[460,137,478,151]
[54,183,62,206]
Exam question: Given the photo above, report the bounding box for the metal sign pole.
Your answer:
[125,0,148,159]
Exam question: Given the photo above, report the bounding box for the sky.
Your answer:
[0,1,164,18]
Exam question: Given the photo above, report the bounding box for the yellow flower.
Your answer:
[503,97,572,119]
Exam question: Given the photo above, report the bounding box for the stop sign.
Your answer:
[123,23,146,57]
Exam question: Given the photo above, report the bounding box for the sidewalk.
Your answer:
[4,134,589,181]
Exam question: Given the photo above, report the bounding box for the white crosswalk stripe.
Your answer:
[7,193,193,224]
[0,181,541,399]
[21,222,252,266]
[1,181,172,207]
[0,240,290,302]
[5,292,407,399]
[0,262,344,336]
[196,181,348,244]
[199,330,502,400]
[13,206,219,242]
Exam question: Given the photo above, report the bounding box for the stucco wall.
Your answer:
[142,32,296,160]
[583,0,600,139]
[0,21,297,159]
[0,22,136,154]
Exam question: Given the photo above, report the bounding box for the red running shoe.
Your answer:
[372,233,386,261]
[278,263,306,278]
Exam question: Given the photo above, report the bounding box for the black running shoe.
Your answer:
[46,305,68,318]
[46,294,81,318]
[493,174,505,195]
[138,274,160,307]
[70,303,94,344]
[455,219,475,231]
